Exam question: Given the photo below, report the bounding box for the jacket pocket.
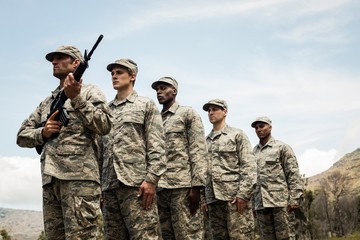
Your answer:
[221,174,239,182]
[56,144,86,156]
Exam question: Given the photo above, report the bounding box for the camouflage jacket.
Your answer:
[253,137,304,210]
[205,125,257,203]
[16,84,112,186]
[101,91,166,190]
[158,102,207,189]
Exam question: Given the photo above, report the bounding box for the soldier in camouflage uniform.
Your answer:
[16,46,112,239]
[101,59,166,240]
[202,99,257,240]
[151,77,207,240]
[251,116,304,240]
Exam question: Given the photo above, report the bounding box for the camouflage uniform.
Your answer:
[156,102,207,240]
[205,125,257,240]
[102,91,166,240]
[17,84,112,239]
[253,136,304,240]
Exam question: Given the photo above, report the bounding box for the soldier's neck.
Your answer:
[59,78,65,89]
[117,87,133,101]
[212,121,226,132]
[260,135,271,146]
[162,99,176,113]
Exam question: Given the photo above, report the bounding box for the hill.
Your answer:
[306,148,360,193]
[0,207,43,240]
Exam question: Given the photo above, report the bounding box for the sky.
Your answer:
[0,0,359,211]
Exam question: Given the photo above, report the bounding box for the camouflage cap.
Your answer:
[203,99,228,111]
[151,76,178,90]
[251,116,272,128]
[106,59,138,74]
[45,45,84,62]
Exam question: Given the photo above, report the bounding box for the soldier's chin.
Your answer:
[53,72,67,79]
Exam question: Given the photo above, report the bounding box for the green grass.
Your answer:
[330,230,360,239]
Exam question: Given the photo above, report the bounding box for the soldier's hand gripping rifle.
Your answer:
[35,34,104,154]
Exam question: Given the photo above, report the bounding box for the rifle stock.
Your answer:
[35,34,104,154]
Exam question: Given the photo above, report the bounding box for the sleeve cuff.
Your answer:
[70,95,86,109]
[236,193,250,201]
[36,127,45,145]
[191,181,206,188]
[145,172,160,185]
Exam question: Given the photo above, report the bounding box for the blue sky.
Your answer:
[1,0,359,211]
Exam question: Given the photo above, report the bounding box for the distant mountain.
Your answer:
[306,148,360,193]
[0,207,43,240]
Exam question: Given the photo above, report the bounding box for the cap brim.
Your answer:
[203,103,225,111]
[251,121,270,128]
[202,103,210,111]
[45,52,57,62]
[151,80,174,90]
[151,81,160,90]
[45,51,78,62]
[107,63,122,72]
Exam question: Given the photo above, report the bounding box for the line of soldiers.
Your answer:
[16,45,305,240]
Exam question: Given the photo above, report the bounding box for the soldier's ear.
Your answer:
[130,72,137,81]
[73,59,81,68]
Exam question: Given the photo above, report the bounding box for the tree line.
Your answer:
[295,171,360,239]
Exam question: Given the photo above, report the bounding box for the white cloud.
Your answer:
[288,0,353,17]
[103,0,356,42]
[298,148,338,177]
[105,0,290,40]
[0,156,42,211]
[236,58,360,115]
[276,17,350,44]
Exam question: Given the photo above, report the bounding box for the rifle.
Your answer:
[35,34,104,154]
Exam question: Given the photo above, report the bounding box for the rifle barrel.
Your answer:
[87,34,104,60]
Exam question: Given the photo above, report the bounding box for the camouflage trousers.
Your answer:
[157,188,205,240]
[203,208,212,240]
[42,178,101,240]
[207,200,255,240]
[255,207,295,240]
[102,184,162,240]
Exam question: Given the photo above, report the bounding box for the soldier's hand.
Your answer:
[64,72,82,100]
[187,186,202,216]
[201,202,208,212]
[137,181,156,210]
[287,204,300,212]
[42,110,62,139]
[231,197,248,214]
